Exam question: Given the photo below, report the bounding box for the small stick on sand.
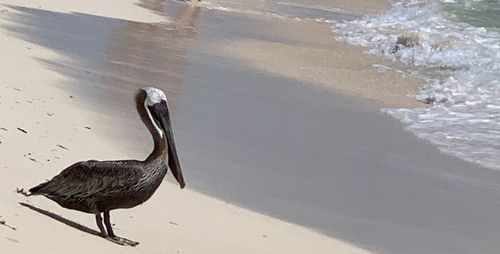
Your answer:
[56,144,70,151]
[17,127,27,134]
[0,219,17,231]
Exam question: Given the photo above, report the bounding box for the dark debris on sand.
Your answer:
[56,144,69,151]
[16,187,29,197]
[0,218,17,231]
[16,128,27,134]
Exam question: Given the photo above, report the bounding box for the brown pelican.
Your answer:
[27,87,185,246]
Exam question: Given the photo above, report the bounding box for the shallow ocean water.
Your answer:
[335,0,500,169]
[442,0,500,29]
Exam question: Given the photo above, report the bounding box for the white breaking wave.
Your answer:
[334,0,500,169]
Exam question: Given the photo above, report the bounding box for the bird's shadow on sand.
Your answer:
[19,202,139,247]
[19,202,101,236]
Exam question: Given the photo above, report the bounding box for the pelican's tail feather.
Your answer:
[28,181,50,195]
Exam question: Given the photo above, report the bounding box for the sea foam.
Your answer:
[335,0,500,169]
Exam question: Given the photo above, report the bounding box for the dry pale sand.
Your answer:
[0,0,167,23]
[0,1,373,253]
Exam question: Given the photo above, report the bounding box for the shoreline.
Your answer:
[199,0,425,108]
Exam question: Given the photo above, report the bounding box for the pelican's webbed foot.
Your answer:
[106,236,139,247]
[96,212,139,247]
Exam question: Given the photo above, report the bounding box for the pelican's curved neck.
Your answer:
[146,109,167,162]
[135,91,167,162]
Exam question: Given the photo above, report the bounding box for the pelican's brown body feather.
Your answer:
[29,159,168,213]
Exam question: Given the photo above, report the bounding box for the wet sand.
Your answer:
[282,0,391,14]
[2,0,500,254]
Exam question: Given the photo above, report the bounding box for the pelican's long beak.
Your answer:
[153,102,185,189]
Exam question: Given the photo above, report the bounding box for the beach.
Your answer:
[2,0,500,254]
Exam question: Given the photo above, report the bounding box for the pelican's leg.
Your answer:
[95,213,107,237]
[103,211,115,237]
[103,211,139,247]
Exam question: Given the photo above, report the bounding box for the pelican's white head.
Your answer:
[144,87,168,106]
[143,87,168,136]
